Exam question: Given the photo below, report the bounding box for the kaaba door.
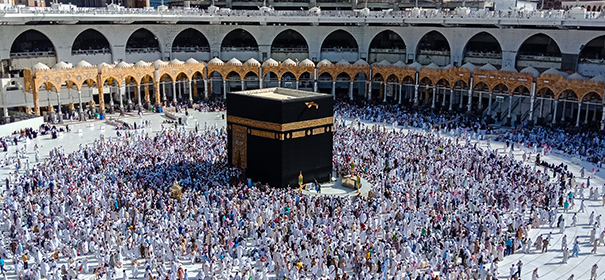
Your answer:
[232,124,247,169]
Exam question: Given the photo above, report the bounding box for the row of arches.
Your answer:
[12,28,605,69]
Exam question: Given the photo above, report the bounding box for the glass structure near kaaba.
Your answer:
[227,88,333,188]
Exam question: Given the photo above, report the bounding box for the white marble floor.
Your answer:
[1,111,604,279]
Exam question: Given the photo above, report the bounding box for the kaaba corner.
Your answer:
[226,87,333,188]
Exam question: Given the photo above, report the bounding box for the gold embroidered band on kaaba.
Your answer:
[227,116,333,132]
[227,116,333,140]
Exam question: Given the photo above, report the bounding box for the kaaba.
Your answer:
[227,88,333,188]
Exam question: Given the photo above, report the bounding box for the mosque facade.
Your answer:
[2,6,605,128]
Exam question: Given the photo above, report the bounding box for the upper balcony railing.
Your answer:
[1,5,604,26]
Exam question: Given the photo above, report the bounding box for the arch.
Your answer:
[582,91,603,103]
[71,29,111,55]
[491,83,510,94]
[579,35,605,64]
[126,28,160,53]
[336,72,351,81]
[10,30,56,57]
[221,29,259,51]
[516,33,561,70]
[473,81,490,92]
[557,89,578,101]
[226,71,241,80]
[280,72,296,82]
[320,30,359,52]
[368,30,406,63]
[172,28,210,53]
[271,29,309,53]
[416,31,450,66]
[463,31,502,65]
[435,78,449,87]
[386,74,399,84]
[512,85,530,95]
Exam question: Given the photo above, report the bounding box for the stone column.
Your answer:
[172,82,177,106]
[153,82,160,107]
[398,84,403,105]
[487,93,493,115]
[144,83,150,108]
[33,87,40,116]
[223,80,227,99]
[414,84,419,106]
[561,101,566,121]
[332,81,336,100]
[441,87,446,107]
[477,91,483,110]
[539,98,544,119]
[119,83,125,114]
[431,86,436,108]
[278,80,281,88]
[109,85,115,114]
[241,80,245,91]
[601,103,605,130]
[162,82,167,104]
[467,86,472,112]
[295,79,299,90]
[367,81,372,100]
[383,83,387,103]
[77,89,83,120]
[259,66,264,89]
[188,81,193,105]
[204,79,209,99]
[349,81,354,101]
[529,82,536,123]
[576,102,582,127]
[137,85,142,109]
[449,89,454,111]
[56,89,62,123]
[459,88,464,109]
[98,85,105,116]
[552,100,559,124]
[585,103,590,124]
[507,95,512,118]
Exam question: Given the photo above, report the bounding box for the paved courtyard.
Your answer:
[0,110,604,279]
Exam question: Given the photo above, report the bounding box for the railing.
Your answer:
[72,49,111,55]
[126,47,160,53]
[321,47,358,52]
[271,47,309,53]
[221,46,259,51]
[172,46,210,52]
[370,48,406,54]
[517,55,562,62]
[9,51,56,58]
[580,58,605,64]
[0,5,604,25]
[465,52,502,59]
[418,49,450,56]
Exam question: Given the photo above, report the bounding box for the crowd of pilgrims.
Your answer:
[0,100,599,280]
[496,127,605,165]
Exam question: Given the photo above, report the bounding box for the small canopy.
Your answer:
[153,60,168,69]
[317,59,332,67]
[185,58,199,64]
[134,60,150,67]
[460,62,476,73]
[479,63,497,71]
[336,59,350,66]
[262,58,279,67]
[208,58,225,66]
[567,72,588,80]
[75,60,93,68]
[407,62,422,71]
[500,65,517,72]
[282,58,297,66]
[244,58,261,67]
[424,63,441,69]
[115,61,132,68]
[54,61,72,69]
[300,59,315,67]
[353,59,369,66]
[226,58,242,66]
[520,66,540,78]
